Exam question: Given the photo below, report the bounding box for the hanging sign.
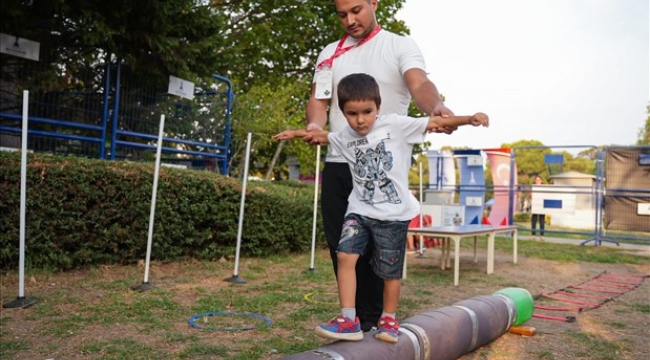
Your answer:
[167,75,195,100]
[0,33,40,61]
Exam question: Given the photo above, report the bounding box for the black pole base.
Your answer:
[225,275,247,284]
[581,237,619,247]
[131,282,154,292]
[303,268,318,274]
[3,296,37,309]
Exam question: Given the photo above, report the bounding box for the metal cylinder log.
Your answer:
[281,288,532,360]
[279,331,419,360]
[401,306,477,360]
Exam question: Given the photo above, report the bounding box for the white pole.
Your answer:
[18,90,29,297]
[143,115,165,284]
[308,145,321,270]
[232,132,252,279]
[418,161,425,256]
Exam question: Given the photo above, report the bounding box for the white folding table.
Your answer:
[406,225,518,286]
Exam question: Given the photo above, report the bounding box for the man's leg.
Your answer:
[321,162,352,275]
[355,251,384,331]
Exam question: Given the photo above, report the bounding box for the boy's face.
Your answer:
[342,99,378,136]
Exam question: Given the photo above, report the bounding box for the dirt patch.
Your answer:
[402,251,649,360]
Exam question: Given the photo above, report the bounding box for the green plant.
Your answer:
[1,244,648,359]
[514,212,531,222]
[0,152,324,270]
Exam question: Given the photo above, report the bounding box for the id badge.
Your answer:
[314,67,333,99]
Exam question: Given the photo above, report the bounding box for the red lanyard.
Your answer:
[317,26,382,69]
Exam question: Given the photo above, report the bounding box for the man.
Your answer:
[304,0,455,332]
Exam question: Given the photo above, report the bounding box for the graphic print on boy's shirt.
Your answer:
[352,138,400,206]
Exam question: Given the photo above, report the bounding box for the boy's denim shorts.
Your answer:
[337,213,409,280]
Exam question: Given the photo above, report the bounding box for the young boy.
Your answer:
[273,73,488,343]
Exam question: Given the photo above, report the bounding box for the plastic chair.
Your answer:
[408,214,441,249]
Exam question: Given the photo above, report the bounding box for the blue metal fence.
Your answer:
[0,54,232,174]
[415,145,649,245]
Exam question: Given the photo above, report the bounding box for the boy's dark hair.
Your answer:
[337,73,381,111]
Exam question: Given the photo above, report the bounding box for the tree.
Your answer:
[227,80,309,178]
[2,0,408,90]
[637,103,650,145]
[501,140,550,183]
[409,153,429,189]
[562,150,596,175]
[1,0,409,174]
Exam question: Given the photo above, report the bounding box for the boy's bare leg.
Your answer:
[375,278,401,343]
[337,252,360,308]
[382,278,401,313]
[314,251,363,341]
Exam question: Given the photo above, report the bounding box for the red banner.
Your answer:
[485,149,517,226]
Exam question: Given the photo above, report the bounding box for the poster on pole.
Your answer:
[442,204,465,226]
[167,75,195,100]
[0,33,40,61]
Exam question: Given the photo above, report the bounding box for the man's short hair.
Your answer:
[337,73,382,111]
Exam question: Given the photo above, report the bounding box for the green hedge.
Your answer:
[0,152,323,271]
[514,212,551,224]
[514,212,531,223]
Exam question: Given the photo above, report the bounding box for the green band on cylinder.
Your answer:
[494,287,534,326]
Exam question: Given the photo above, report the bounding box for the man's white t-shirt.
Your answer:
[314,30,427,163]
[327,114,428,221]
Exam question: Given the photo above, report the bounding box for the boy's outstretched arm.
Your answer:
[273,129,330,144]
[426,113,489,132]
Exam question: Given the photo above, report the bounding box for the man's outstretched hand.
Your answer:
[430,104,457,134]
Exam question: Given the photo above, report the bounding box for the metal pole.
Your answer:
[226,132,252,284]
[132,114,165,291]
[18,90,28,298]
[307,145,321,272]
[418,161,425,257]
[4,90,37,308]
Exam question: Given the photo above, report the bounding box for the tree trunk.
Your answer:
[265,140,285,181]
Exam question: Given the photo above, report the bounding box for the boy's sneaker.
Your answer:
[314,315,363,341]
[374,316,400,343]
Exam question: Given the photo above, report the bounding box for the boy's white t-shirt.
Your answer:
[327,114,428,221]
[408,192,421,218]
[315,30,427,163]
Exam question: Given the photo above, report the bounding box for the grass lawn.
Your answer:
[1,237,649,359]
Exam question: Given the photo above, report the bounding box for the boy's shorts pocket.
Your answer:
[379,249,401,266]
[375,249,404,279]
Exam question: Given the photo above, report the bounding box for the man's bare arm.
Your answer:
[305,84,329,130]
[403,68,457,134]
[304,84,330,144]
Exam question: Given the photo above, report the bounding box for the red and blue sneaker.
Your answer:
[374,316,399,343]
[314,314,363,341]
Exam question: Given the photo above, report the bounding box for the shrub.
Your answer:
[514,212,531,223]
[0,152,323,270]
[514,212,551,224]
